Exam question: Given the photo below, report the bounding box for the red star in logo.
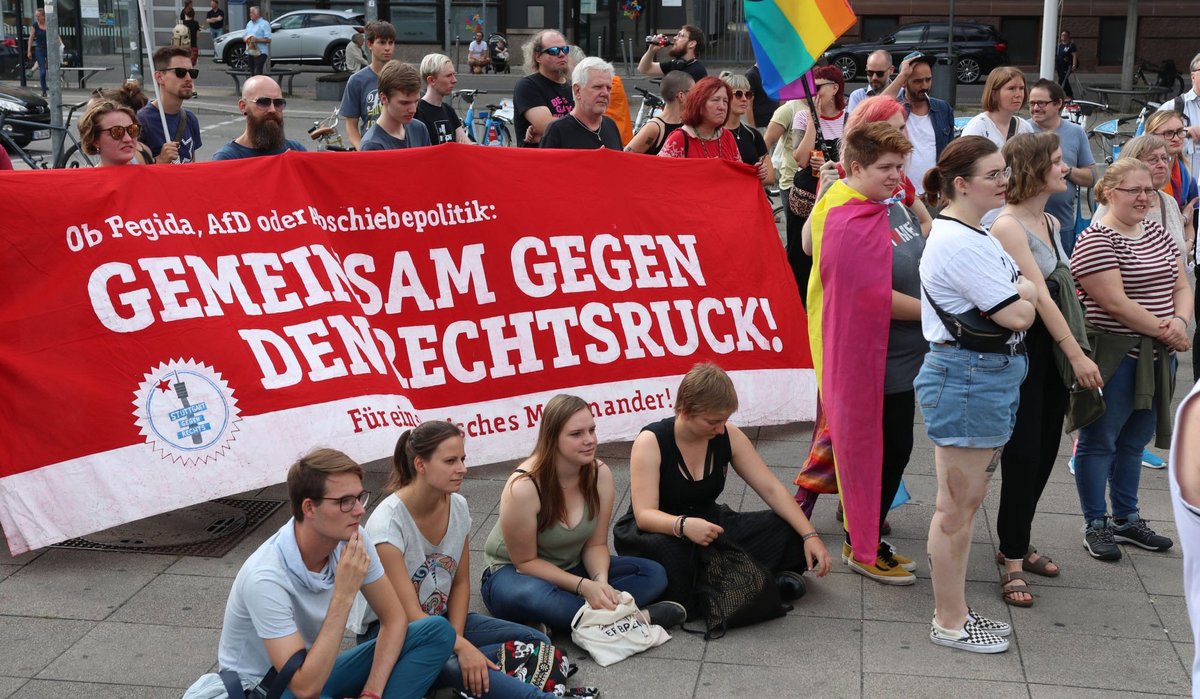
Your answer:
[156,378,173,393]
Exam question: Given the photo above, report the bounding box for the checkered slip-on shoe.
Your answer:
[965,607,1011,637]
[930,618,1010,653]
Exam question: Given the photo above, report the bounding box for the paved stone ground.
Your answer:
[1,352,1196,698]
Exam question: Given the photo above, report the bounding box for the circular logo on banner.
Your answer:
[133,359,240,465]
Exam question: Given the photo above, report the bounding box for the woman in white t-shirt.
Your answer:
[916,135,1038,654]
[350,421,555,699]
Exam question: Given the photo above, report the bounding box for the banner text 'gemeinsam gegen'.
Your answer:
[0,145,814,554]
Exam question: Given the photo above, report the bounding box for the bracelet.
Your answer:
[1173,315,1189,326]
[1054,334,1072,345]
[802,532,820,541]
[680,516,688,539]
[574,576,585,596]
[360,692,382,699]
[673,515,684,538]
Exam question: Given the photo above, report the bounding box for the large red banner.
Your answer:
[0,145,814,554]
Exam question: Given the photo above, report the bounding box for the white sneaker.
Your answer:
[930,618,1010,653]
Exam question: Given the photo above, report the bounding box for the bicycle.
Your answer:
[308,109,353,151]
[1061,98,1112,131]
[450,89,514,146]
[631,84,665,134]
[1088,97,1161,165]
[0,100,94,169]
[1133,59,1186,100]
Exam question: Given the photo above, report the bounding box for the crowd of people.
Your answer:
[7,11,1200,691]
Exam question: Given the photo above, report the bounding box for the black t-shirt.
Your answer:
[183,19,200,48]
[745,65,779,127]
[730,123,767,165]
[540,114,622,150]
[513,73,573,148]
[206,7,224,29]
[415,99,462,144]
[659,58,707,83]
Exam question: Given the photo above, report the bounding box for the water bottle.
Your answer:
[488,124,498,143]
[1112,144,1121,161]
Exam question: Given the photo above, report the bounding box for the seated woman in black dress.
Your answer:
[614,362,832,609]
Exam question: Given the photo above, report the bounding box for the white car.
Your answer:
[213,9,364,72]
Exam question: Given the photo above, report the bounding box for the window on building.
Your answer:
[1098,17,1125,66]
[1000,17,1038,64]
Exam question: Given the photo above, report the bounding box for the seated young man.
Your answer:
[359,61,432,150]
[213,448,455,699]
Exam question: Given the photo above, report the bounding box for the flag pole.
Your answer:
[135,0,171,156]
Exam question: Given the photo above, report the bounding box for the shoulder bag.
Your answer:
[923,285,1014,353]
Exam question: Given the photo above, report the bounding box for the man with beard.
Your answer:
[415,53,468,144]
[883,54,955,196]
[637,25,706,82]
[846,50,893,114]
[137,46,201,163]
[1028,78,1095,250]
[540,57,621,150]
[359,61,432,150]
[514,30,573,147]
[212,76,307,159]
[340,21,395,150]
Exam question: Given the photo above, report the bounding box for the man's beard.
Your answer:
[551,63,570,81]
[249,112,285,151]
[669,44,686,59]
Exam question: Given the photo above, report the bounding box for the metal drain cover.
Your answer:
[86,502,248,548]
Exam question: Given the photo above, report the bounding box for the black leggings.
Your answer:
[843,390,916,540]
[997,321,1068,559]
[781,188,812,309]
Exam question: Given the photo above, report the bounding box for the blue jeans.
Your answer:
[480,555,668,632]
[34,46,47,94]
[915,343,1028,448]
[361,613,553,699]
[249,53,269,75]
[210,27,224,42]
[1073,354,1173,523]
[281,615,455,699]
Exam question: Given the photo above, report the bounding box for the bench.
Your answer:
[315,71,351,101]
[224,68,301,96]
[59,66,112,89]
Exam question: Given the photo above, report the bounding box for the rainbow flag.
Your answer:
[745,0,857,99]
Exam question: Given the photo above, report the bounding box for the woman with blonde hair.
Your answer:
[718,70,772,183]
[77,100,142,167]
[482,395,680,634]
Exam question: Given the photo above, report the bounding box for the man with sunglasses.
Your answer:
[198,448,455,699]
[137,46,202,164]
[846,50,893,115]
[514,30,574,147]
[340,21,396,150]
[212,76,307,159]
[637,25,707,83]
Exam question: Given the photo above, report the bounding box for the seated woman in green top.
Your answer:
[481,394,683,633]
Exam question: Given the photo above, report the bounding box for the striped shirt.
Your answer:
[1069,219,1180,336]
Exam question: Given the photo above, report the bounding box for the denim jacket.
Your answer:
[904,96,955,159]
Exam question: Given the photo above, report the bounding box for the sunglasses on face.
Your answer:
[250,97,287,110]
[866,70,888,77]
[539,46,570,56]
[731,89,753,99]
[103,123,141,140]
[815,81,835,88]
[165,67,200,79]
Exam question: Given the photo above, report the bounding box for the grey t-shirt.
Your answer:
[359,120,432,150]
[1039,120,1094,231]
[339,66,381,133]
[218,520,384,679]
[348,492,471,634]
[885,203,927,394]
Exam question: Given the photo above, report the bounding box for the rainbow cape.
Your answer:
[808,184,892,564]
[744,0,857,100]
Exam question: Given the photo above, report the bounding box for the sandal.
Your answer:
[994,546,1060,578]
[999,570,1034,607]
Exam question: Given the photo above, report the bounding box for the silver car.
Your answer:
[213,9,364,72]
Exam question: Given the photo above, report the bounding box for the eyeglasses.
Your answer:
[165,67,200,79]
[1028,100,1057,108]
[321,491,371,512]
[1154,128,1187,140]
[977,166,1012,182]
[102,123,141,140]
[538,46,570,56]
[250,97,287,110]
[731,89,753,99]
[866,70,888,77]
[1112,187,1158,197]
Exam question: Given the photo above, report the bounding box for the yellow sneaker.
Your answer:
[841,541,916,585]
[881,540,918,572]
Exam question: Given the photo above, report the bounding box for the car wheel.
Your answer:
[226,45,248,72]
[956,57,982,84]
[327,42,349,72]
[832,55,858,82]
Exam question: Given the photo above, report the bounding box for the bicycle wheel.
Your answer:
[484,121,512,147]
[55,143,93,169]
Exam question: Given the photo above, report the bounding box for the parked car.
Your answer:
[213,9,364,72]
[0,85,50,149]
[823,22,1009,84]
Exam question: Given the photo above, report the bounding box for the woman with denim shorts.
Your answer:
[1070,157,1193,561]
[915,136,1038,653]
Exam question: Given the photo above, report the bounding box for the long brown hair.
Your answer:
[520,394,600,532]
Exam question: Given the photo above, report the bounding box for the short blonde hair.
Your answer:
[675,363,738,417]
[718,70,750,93]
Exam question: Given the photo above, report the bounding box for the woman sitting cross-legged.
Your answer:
[481,394,684,634]
[349,421,557,699]
[613,362,832,614]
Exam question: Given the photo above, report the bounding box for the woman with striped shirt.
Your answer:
[1070,158,1193,561]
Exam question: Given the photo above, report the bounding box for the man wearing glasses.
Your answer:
[212,76,307,159]
[137,46,202,163]
[199,448,455,699]
[846,50,893,114]
[514,30,574,146]
[637,25,707,83]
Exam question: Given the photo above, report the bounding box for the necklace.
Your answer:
[570,114,603,142]
[694,127,723,159]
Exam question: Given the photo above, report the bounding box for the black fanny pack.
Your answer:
[923,286,1014,354]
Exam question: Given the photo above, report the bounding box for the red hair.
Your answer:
[813,65,846,111]
[845,94,904,132]
[682,76,731,128]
